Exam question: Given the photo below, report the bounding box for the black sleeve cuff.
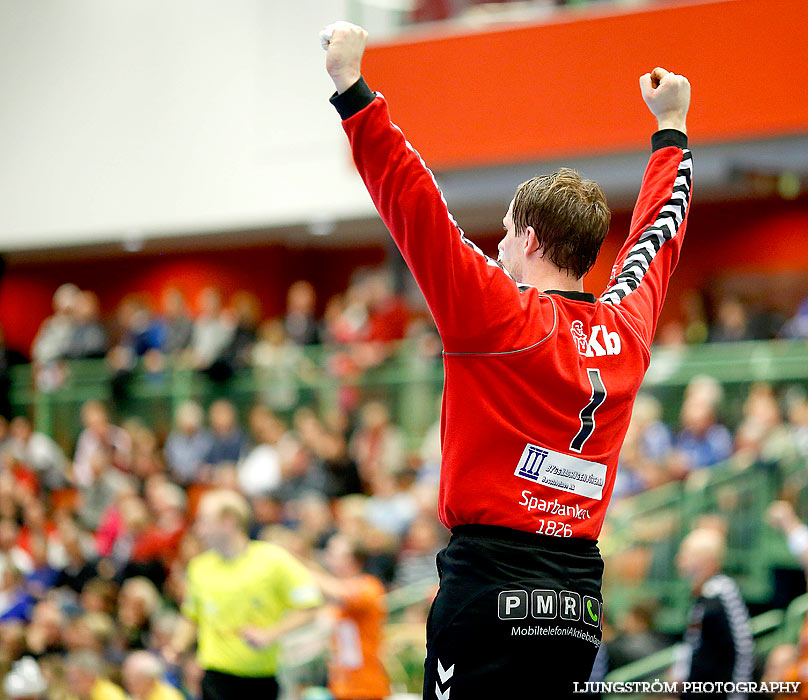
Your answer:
[329,76,376,121]
[652,129,688,152]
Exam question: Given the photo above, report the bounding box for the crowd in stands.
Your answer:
[0,391,443,697]
[613,377,808,500]
[18,278,808,384]
[23,270,431,406]
[0,271,806,697]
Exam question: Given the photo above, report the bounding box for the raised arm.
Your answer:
[600,68,692,346]
[322,22,544,353]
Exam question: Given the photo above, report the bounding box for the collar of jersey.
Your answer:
[542,288,597,303]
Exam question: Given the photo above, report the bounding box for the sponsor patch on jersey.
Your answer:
[570,320,621,357]
[514,443,606,501]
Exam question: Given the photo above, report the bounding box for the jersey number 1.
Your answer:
[570,368,606,453]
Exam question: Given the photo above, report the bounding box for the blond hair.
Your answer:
[198,489,251,532]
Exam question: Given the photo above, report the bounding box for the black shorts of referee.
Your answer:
[423,525,604,699]
[201,669,279,700]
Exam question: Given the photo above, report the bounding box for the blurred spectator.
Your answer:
[78,454,132,533]
[364,270,411,344]
[109,299,165,365]
[350,401,406,483]
[223,291,261,371]
[24,599,65,657]
[56,521,102,594]
[3,656,47,699]
[252,319,307,411]
[285,280,320,346]
[294,495,335,551]
[0,326,26,421]
[748,302,786,341]
[160,288,193,355]
[681,290,709,345]
[204,400,247,472]
[163,401,213,486]
[394,515,443,589]
[781,298,808,339]
[309,534,391,700]
[672,528,753,699]
[31,283,80,392]
[32,283,79,366]
[67,291,107,360]
[7,416,69,490]
[733,383,798,469]
[317,427,362,500]
[190,288,234,373]
[237,405,282,497]
[122,650,184,700]
[24,533,59,599]
[365,472,417,538]
[708,296,752,342]
[64,650,127,700]
[614,394,673,497]
[767,501,808,572]
[607,602,668,669]
[0,520,34,574]
[127,422,165,482]
[785,389,808,459]
[132,482,187,572]
[118,577,161,652]
[674,377,733,471]
[73,401,132,488]
[0,558,35,622]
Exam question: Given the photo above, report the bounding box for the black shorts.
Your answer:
[424,525,604,699]
[201,669,279,700]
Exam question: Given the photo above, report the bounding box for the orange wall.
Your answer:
[362,0,808,168]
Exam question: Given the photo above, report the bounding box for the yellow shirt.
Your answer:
[90,679,127,700]
[182,540,323,677]
[146,681,185,700]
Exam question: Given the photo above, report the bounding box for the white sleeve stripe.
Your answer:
[600,149,692,306]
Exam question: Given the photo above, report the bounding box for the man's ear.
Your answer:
[523,226,541,257]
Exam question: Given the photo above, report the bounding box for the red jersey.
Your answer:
[332,79,692,540]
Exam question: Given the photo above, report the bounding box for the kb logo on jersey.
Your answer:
[570,321,621,357]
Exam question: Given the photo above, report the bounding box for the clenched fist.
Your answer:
[640,67,691,134]
[321,21,368,95]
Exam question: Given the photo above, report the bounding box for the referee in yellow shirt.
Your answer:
[169,489,324,700]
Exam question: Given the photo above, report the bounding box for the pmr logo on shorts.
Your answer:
[514,445,548,484]
[498,590,528,620]
[583,596,601,628]
[499,589,601,624]
[559,591,581,621]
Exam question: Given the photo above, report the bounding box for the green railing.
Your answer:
[602,454,805,633]
[10,343,444,451]
[11,338,808,453]
[605,592,808,692]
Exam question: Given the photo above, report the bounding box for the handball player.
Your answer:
[322,21,691,697]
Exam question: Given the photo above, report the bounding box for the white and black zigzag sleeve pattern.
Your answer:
[600,149,692,306]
